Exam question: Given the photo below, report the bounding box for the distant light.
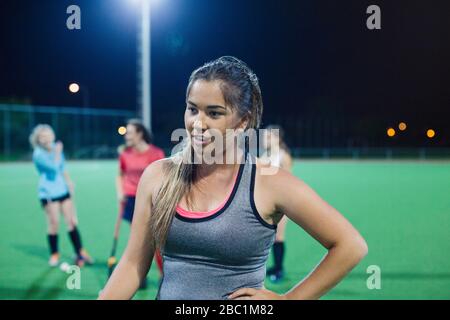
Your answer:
[69,83,80,93]
[387,128,396,137]
[398,122,407,131]
[426,129,435,138]
[118,126,127,135]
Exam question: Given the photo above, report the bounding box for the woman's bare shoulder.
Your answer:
[254,156,300,202]
[139,158,173,194]
[253,157,294,222]
[255,156,293,182]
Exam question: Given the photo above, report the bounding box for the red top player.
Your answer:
[119,142,165,199]
[116,119,165,284]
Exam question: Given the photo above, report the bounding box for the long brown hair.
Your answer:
[150,56,264,249]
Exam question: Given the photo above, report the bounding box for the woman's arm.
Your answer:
[116,175,124,203]
[116,153,126,202]
[33,143,63,173]
[98,161,164,299]
[230,166,368,300]
[278,169,368,299]
[63,171,75,195]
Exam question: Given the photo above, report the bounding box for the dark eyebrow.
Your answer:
[187,101,227,110]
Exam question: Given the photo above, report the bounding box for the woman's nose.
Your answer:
[193,117,207,132]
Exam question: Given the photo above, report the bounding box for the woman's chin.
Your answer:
[191,143,225,164]
[192,142,212,154]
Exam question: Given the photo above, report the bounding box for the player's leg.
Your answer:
[268,215,287,282]
[44,201,61,267]
[122,196,135,224]
[60,197,93,266]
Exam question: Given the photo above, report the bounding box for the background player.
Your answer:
[261,125,293,282]
[116,119,165,287]
[30,124,93,267]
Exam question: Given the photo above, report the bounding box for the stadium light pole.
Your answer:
[138,0,152,133]
[68,82,90,148]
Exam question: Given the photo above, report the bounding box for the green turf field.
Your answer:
[0,160,449,299]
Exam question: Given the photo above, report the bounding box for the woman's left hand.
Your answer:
[67,181,75,195]
[228,288,287,300]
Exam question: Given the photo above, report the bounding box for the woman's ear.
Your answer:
[237,115,250,131]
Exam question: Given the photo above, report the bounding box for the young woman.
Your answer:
[116,119,165,282]
[261,125,292,283]
[99,56,367,300]
[30,124,93,267]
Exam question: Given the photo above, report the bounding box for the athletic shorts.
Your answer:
[40,192,71,208]
[122,196,136,223]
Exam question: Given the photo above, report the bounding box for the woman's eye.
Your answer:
[209,111,222,118]
[188,106,197,114]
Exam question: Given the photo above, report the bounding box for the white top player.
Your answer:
[260,125,292,282]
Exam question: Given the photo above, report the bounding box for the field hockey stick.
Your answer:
[107,200,124,278]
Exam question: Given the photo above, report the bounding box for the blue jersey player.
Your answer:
[30,124,93,267]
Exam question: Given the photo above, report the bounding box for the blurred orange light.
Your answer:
[387,128,396,137]
[426,129,435,138]
[398,122,407,131]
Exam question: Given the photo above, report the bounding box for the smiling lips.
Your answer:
[192,134,212,145]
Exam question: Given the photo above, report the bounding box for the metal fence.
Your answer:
[1,104,449,161]
[289,147,450,159]
[0,104,135,160]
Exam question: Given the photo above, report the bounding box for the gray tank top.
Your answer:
[156,153,277,300]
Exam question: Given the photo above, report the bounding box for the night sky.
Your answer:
[1,0,449,148]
